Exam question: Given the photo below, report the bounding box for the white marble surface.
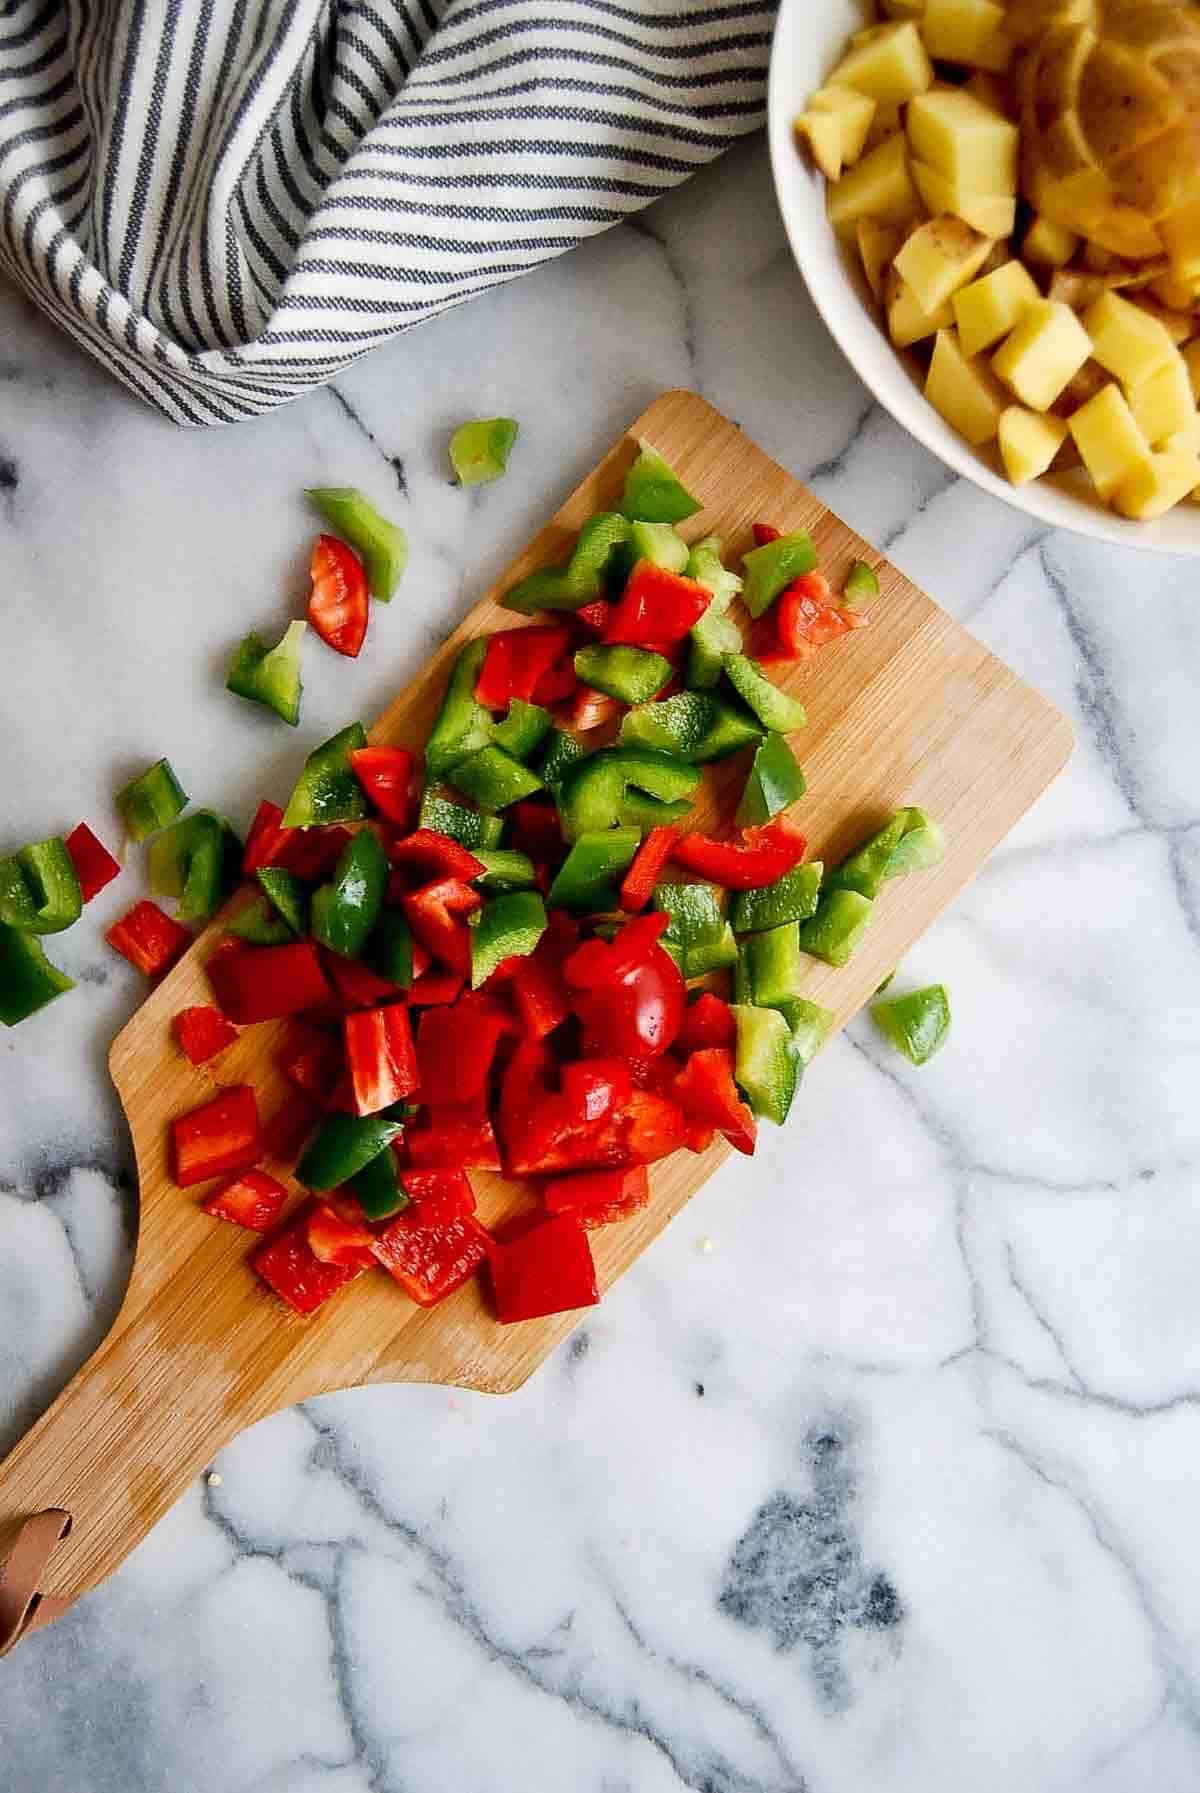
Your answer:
[3,133,1200,1793]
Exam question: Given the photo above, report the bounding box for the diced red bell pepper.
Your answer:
[574,599,613,637]
[202,1168,289,1231]
[673,1047,757,1155]
[243,801,352,881]
[683,1117,717,1154]
[489,1213,599,1323]
[305,1199,378,1269]
[252,1204,365,1316]
[618,823,682,913]
[324,1071,357,1114]
[564,913,684,1061]
[242,800,288,874]
[309,533,369,658]
[172,1085,260,1188]
[344,1003,418,1116]
[404,965,465,1008]
[372,1204,489,1306]
[65,822,120,902]
[405,1091,500,1170]
[670,815,807,890]
[676,991,737,1053]
[209,939,331,1022]
[756,573,867,664]
[563,912,669,989]
[349,746,416,826]
[542,1165,650,1229]
[603,562,710,647]
[107,900,191,978]
[623,1089,688,1162]
[401,877,481,976]
[416,991,507,1106]
[400,1167,476,1220]
[626,1052,682,1094]
[388,828,484,884]
[511,947,570,1039]
[323,949,405,1012]
[175,1004,239,1066]
[279,1028,343,1103]
[263,1091,322,1160]
[481,954,522,989]
[510,799,563,865]
[561,1058,633,1124]
[531,654,578,706]
[476,625,572,710]
[571,686,623,732]
[752,522,782,546]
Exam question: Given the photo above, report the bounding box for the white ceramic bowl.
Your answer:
[767,0,1200,554]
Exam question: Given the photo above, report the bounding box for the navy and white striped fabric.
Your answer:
[0,0,774,425]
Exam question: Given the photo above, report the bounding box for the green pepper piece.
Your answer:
[307,487,408,600]
[737,733,806,827]
[311,829,388,959]
[0,923,74,1026]
[501,567,576,616]
[446,745,543,810]
[0,839,82,935]
[616,791,693,833]
[686,923,738,977]
[282,723,369,829]
[449,418,519,487]
[470,889,547,987]
[883,808,946,879]
[653,882,738,978]
[547,829,640,914]
[226,620,306,727]
[227,892,293,945]
[741,531,818,618]
[732,1003,798,1125]
[826,812,910,901]
[350,1144,410,1220]
[471,849,537,892]
[686,534,743,607]
[491,700,552,763]
[842,559,879,612]
[417,786,505,848]
[722,654,808,734]
[537,727,587,793]
[566,512,633,603]
[116,757,188,842]
[796,888,873,967]
[620,440,702,524]
[365,908,415,986]
[731,863,823,934]
[148,811,241,923]
[772,995,834,1067]
[557,748,701,841]
[740,923,805,1008]
[685,535,744,689]
[574,644,672,706]
[256,867,307,935]
[298,1111,404,1189]
[872,984,951,1065]
[426,639,493,777]
[618,692,715,759]
[629,520,689,571]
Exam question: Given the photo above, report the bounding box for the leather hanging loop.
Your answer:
[0,1509,74,1656]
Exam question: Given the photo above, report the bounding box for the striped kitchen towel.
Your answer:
[0,0,775,425]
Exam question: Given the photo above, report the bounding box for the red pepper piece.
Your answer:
[531,654,578,706]
[172,1085,260,1188]
[372,1205,489,1306]
[509,799,563,865]
[416,991,507,1106]
[401,877,481,976]
[755,573,866,664]
[388,828,484,884]
[344,1003,418,1116]
[670,815,807,891]
[676,992,737,1053]
[107,900,191,978]
[683,1117,717,1154]
[574,599,613,636]
[673,1048,757,1155]
[209,940,331,1023]
[752,522,782,546]
[263,1091,322,1160]
[571,686,623,732]
[404,965,465,1008]
[511,948,571,1039]
[65,822,120,902]
[489,1213,599,1323]
[563,912,669,989]
[175,1004,239,1066]
[322,949,405,1013]
[563,913,684,1061]
[252,1206,364,1316]
[476,625,572,709]
[308,533,369,658]
[349,746,416,826]
[280,824,355,883]
[280,1028,343,1103]
[405,1091,501,1170]
[305,1199,378,1269]
[400,1167,476,1219]
[603,562,711,647]
[542,1165,650,1228]
[618,823,682,913]
[242,801,288,874]
[561,1058,633,1124]
[626,1052,681,1093]
[202,1168,289,1231]
[481,953,522,990]
[623,1089,688,1162]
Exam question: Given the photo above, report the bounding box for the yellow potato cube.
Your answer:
[991,301,1092,410]
[921,0,1011,72]
[924,327,1009,444]
[1128,297,1193,348]
[828,21,934,106]
[893,215,995,314]
[1067,383,1151,499]
[1148,273,1199,312]
[1126,351,1196,447]
[857,217,903,305]
[886,265,955,347]
[910,160,1016,238]
[1023,215,1078,269]
[1159,202,1200,281]
[998,406,1069,484]
[906,89,1018,191]
[1160,422,1200,455]
[863,102,904,154]
[1112,451,1200,520]
[1184,340,1200,403]
[809,86,877,166]
[827,133,921,236]
[953,259,1041,358]
[1084,290,1176,387]
[795,111,846,180]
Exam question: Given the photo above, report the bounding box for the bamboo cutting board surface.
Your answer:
[0,390,1072,1614]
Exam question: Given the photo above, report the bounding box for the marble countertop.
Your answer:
[3,134,1199,1793]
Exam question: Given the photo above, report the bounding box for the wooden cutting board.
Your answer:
[0,389,1072,1619]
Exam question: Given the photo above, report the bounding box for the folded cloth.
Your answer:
[0,0,774,425]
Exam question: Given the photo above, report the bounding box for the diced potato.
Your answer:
[1053,358,1109,414]
[964,70,1013,114]
[1067,383,1151,499]
[882,0,925,17]
[1184,339,1200,403]
[924,327,1009,443]
[809,86,877,166]
[1082,242,1119,274]
[906,88,1018,190]
[998,405,1069,483]
[886,264,956,347]
[910,160,1016,237]
[827,133,921,236]
[1112,451,1200,520]
[991,300,1092,410]
[857,217,903,305]
[1128,296,1193,348]
[1048,269,1112,310]
[1084,290,1177,387]
[1160,422,1200,455]
[1159,203,1200,282]
[828,21,934,106]
[795,110,846,180]
[953,259,1040,358]
[1023,215,1078,269]
[863,102,904,154]
[893,215,995,314]
[1127,351,1196,447]
[1148,272,1200,312]
[921,0,1011,72]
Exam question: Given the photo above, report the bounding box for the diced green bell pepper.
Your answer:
[417,786,505,848]
[652,881,732,980]
[0,923,74,1026]
[472,849,537,892]
[620,441,702,525]
[737,733,806,826]
[629,520,689,571]
[842,559,879,611]
[685,922,738,977]
[686,535,743,606]
[227,892,293,944]
[311,828,388,959]
[426,639,493,776]
[567,512,633,603]
[298,1111,404,1190]
[365,908,415,986]
[307,487,408,600]
[547,828,640,913]
[282,723,369,829]
[731,862,823,934]
[740,922,805,1008]
[350,1143,410,1220]
[685,535,744,689]
[226,620,306,727]
[257,867,307,935]
[826,812,910,901]
[116,757,188,842]
[537,727,587,793]
[872,984,950,1065]
[0,839,82,934]
[732,1003,798,1125]
[449,418,519,487]
[148,811,241,923]
[618,691,762,763]
[796,888,873,967]
[574,644,672,705]
[447,744,543,810]
[722,654,808,733]
[772,995,834,1067]
[502,566,575,616]
[556,748,701,841]
[741,530,818,618]
[491,699,552,762]
[884,808,945,879]
[617,791,693,832]
[470,889,547,987]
